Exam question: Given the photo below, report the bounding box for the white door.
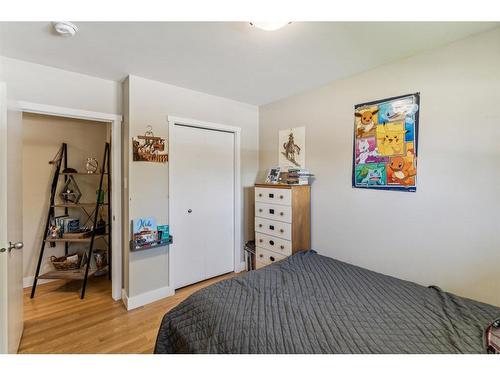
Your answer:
[0,84,24,354]
[170,123,234,289]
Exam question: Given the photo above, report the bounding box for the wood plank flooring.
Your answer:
[19,273,237,353]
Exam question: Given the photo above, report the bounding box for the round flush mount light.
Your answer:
[250,22,290,31]
[52,21,78,37]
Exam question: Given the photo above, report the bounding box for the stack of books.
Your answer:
[286,168,314,185]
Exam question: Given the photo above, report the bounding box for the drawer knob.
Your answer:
[259,224,262,228]
[280,195,284,199]
[280,212,284,216]
[259,254,263,258]
[259,239,263,243]
[258,193,262,197]
[259,209,263,213]
[269,240,274,246]
[280,245,284,250]
[280,229,284,233]
[270,256,275,262]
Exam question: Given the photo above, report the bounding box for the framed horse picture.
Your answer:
[278,127,305,170]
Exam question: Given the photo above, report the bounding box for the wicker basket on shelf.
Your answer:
[50,254,81,271]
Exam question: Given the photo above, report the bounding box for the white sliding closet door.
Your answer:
[170,124,234,289]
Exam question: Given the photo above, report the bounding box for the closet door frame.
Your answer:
[10,100,123,302]
[168,116,242,289]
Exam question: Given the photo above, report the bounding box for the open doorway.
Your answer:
[22,113,112,299]
[10,101,123,305]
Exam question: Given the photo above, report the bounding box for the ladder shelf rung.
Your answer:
[52,203,109,207]
[59,172,108,176]
[44,234,108,243]
[37,266,108,280]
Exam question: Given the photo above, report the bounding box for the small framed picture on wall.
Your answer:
[265,167,281,184]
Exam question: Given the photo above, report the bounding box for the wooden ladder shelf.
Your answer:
[30,142,112,299]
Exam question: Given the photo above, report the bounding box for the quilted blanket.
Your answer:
[155,251,500,353]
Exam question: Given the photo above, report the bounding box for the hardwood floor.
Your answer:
[19,273,237,353]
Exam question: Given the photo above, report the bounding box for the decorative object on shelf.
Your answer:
[132,125,168,163]
[279,127,305,170]
[93,249,107,269]
[62,217,80,233]
[50,253,81,271]
[353,93,420,192]
[132,217,157,247]
[48,214,68,247]
[95,214,106,235]
[85,157,99,174]
[157,225,170,242]
[265,167,281,184]
[96,189,106,204]
[59,175,82,203]
[48,225,61,239]
[130,218,173,251]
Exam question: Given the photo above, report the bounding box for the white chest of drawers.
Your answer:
[254,184,311,269]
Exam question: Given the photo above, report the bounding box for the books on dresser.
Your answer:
[254,184,311,269]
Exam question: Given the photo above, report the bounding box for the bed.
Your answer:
[155,250,500,354]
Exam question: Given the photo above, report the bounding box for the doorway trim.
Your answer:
[10,100,123,301]
[167,116,243,290]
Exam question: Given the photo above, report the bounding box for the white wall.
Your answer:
[259,28,500,306]
[0,56,121,114]
[22,113,108,286]
[123,75,259,301]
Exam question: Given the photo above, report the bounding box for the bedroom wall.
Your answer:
[22,113,109,287]
[0,56,122,114]
[259,27,500,306]
[123,75,259,305]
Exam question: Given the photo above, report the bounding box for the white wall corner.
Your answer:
[121,288,129,310]
[122,285,174,311]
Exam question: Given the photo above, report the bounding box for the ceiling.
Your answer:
[0,22,497,105]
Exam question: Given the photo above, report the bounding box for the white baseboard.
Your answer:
[23,276,56,289]
[121,285,174,311]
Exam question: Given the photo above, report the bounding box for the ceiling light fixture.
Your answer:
[52,21,78,37]
[250,22,290,31]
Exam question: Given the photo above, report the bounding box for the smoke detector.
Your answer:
[52,21,78,37]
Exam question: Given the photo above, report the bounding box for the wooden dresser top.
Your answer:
[255,183,310,189]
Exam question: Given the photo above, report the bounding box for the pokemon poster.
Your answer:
[352,93,419,192]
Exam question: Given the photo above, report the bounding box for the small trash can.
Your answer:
[244,241,256,271]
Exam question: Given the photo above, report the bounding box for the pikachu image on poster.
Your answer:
[376,122,406,156]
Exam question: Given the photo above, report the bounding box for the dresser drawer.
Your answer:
[255,187,291,206]
[255,217,291,241]
[256,247,287,267]
[255,232,292,256]
[255,202,292,223]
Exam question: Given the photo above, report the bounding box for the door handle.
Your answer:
[1,241,24,253]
